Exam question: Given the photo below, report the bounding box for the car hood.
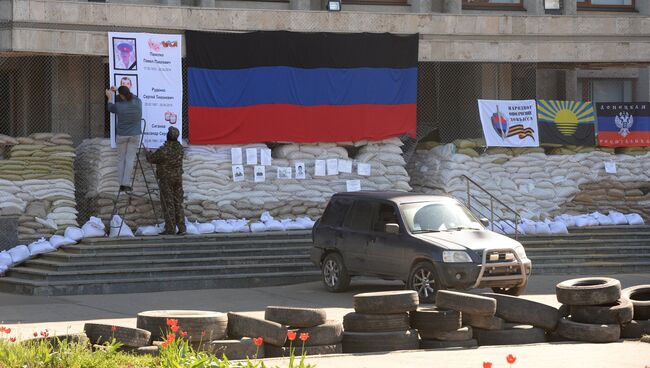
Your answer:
[412,230,522,251]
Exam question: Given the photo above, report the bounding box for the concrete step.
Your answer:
[79,230,312,246]
[25,254,312,271]
[521,238,650,248]
[526,246,650,256]
[0,270,322,296]
[533,261,650,275]
[528,254,650,265]
[7,262,318,282]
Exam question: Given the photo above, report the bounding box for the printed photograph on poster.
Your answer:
[338,159,352,174]
[357,163,371,176]
[246,148,258,165]
[113,38,137,70]
[314,160,326,177]
[231,148,243,165]
[232,165,245,182]
[261,148,272,166]
[326,159,339,176]
[254,166,266,182]
[295,162,306,179]
[114,74,138,97]
[346,180,361,192]
[277,167,292,179]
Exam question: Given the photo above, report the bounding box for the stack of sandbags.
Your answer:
[354,138,411,192]
[452,138,484,158]
[621,285,650,339]
[264,306,343,357]
[558,180,650,221]
[0,133,78,241]
[554,277,627,343]
[547,145,615,155]
[342,291,419,353]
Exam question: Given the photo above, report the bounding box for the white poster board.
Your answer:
[108,32,182,149]
[295,162,306,179]
[478,99,539,147]
[346,180,361,192]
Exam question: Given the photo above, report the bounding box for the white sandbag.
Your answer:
[197,222,215,234]
[82,216,106,238]
[35,217,58,230]
[534,222,552,235]
[592,212,613,226]
[625,213,645,225]
[250,222,268,232]
[574,215,592,228]
[0,264,7,275]
[135,226,162,236]
[549,221,569,235]
[265,220,285,232]
[260,211,274,223]
[500,220,518,235]
[212,220,235,233]
[521,219,537,235]
[49,235,76,248]
[185,220,200,235]
[28,238,56,256]
[283,221,305,231]
[295,216,316,229]
[488,222,505,234]
[109,215,135,238]
[229,219,250,233]
[0,251,12,268]
[64,227,84,242]
[554,214,576,228]
[608,211,628,225]
[7,245,30,265]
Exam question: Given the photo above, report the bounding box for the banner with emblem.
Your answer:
[478,99,539,147]
[537,100,596,146]
[108,32,182,148]
[596,103,650,147]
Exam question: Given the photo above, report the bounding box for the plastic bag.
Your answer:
[625,213,645,225]
[64,226,84,242]
[49,235,76,248]
[197,222,215,234]
[212,220,234,233]
[250,222,268,232]
[0,251,12,268]
[549,221,569,235]
[608,211,628,225]
[109,215,135,238]
[82,216,106,238]
[135,226,162,236]
[28,238,56,256]
[7,245,29,265]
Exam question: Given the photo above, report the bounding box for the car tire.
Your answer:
[474,324,547,346]
[556,317,620,343]
[481,292,559,331]
[419,338,477,349]
[209,338,262,360]
[342,330,419,353]
[622,285,650,321]
[84,323,151,348]
[353,290,419,314]
[462,313,506,331]
[289,320,343,346]
[265,306,327,328]
[555,277,621,306]
[410,307,462,333]
[321,253,350,293]
[620,320,650,339]
[136,310,228,342]
[227,312,288,347]
[418,326,473,341]
[407,262,441,304]
[343,312,411,332]
[435,290,497,317]
[569,297,634,325]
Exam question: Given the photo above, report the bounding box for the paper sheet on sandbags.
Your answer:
[478,99,539,147]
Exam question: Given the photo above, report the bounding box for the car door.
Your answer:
[340,200,377,273]
[365,202,406,277]
[314,197,353,250]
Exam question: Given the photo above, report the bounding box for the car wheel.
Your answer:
[321,253,350,292]
[407,262,440,304]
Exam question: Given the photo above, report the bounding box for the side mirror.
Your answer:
[479,218,490,227]
[385,223,400,234]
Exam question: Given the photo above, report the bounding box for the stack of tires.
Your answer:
[621,285,650,339]
[84,323,153,355]
[555,277,627,343]
[263,306,343,357]
[342,291,419,353]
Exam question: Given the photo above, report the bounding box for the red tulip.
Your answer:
[483,363,492,368]
[162,340,170,347]
[33,332,38,337]
[506,354,516,364]
[171,325,179,332]
[166,333,176,343]
[166,319,178,327]
[201,331,206,337]
[299,332,309,342]
[287,331,297,341]
[4,328,10,334]
[253,337,263,346]
[111,326,117,332]
[9,337,16,343]
[179,331,188,338]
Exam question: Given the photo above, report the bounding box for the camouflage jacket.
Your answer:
[146,141,184,180]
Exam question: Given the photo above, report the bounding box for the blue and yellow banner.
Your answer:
[537,100,596,146]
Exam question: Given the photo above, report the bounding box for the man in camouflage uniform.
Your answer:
[146,127,186,235]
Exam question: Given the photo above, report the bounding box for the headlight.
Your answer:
[442,251,473,263]
[513,245,528,260]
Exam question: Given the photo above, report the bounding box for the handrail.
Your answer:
[461,174,520,239]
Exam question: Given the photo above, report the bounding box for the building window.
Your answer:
[462,0,524,9]
[581,79,634,104]
[577,0,635,11]
[343,0,408,4]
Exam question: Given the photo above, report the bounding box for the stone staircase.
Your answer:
[0,230,319,296]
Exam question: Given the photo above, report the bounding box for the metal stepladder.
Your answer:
[111,120,160,237]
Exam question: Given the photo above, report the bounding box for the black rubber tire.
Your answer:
[556,277,621,306]
[410,307,461,333]
[622,285,650,321]
[482,292,559,330]
[462,313,505,331]
[419,338,478,349]
[265,306,327,328]
[353,290,419,314]
[209,338,263,360]
[435,290,496,317]
[265,343,342,358]
[84,323,151,348]
[137,310,228,342]
[289,320,343,346]
[342,330,419,353]
[620,320,650,339]
[227,312,288,347]
[344,312,411,332]
[418,326,473,341]
[474,324,547,346]
[558,304,570,318]
[569,297,634,324]
[556,317,620,343]
[321,253,351,292]
[407,262,441,304]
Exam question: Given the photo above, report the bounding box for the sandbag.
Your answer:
[229,219,250,233]
[521,219,537,235]
[49,235,77,248]
[64,226,84,242]
[185,220,200,235]
[250,222,268,232]
[0,251,12,268]
[592,212,613,226]
[266,220,285,232]
[109,215,135,238]
[7,245,30,264]
[548,221,569,235]
[28,238,56,256]
[0,264,7,275]
[82,216,105,238]
[608,211,628,225]
[135,226,162,236]
[625,213,644,225]
[197,222,215,234]
[534,222,551,235]
[212,220,235,233]
[574,215,591,228]
[260,211,274,223]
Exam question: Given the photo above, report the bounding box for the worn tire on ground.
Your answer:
[622,285,650,321]
[344,312,410,332]
[556,277,621,306]
[410,307,461,333]
[435,291,496,317]
[265,343,342,357]
[133,346,160,356]
[84,323,151,348]
[419,338,478,349]
[620,320,650,339]
[289,320,343,346]
[265,306,327,328]
[227,312,288,347]
[556,318,620,343]
[342,330,419,353]
[462,313,505,331]
[137,310,228,342]
[474,324,547,346]
[209,338,263,360]
[353,290,419,314]
[482,292,559,330]
[570,297,634,324]
[418,326,473,341]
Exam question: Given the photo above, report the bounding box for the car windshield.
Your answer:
[400,201,483,233]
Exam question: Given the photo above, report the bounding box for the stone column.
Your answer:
[562,0,577,15]
[410,0,433,13]
[442,0,461,14]
[637,67,650,102]
[564,69,579,100]
[290,0,312,10]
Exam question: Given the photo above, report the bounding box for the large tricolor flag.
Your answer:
[596,102,650,147]
[186,31,418,144]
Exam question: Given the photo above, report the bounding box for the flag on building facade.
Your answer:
[186,31,418,144]
[596,103,650,147]
[478,99,539,147]
[537,100,596,146]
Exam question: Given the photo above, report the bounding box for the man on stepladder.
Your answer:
[146,127,186,235]
[106,85,142,192]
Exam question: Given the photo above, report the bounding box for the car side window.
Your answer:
[321,198,352,227]
[372,203,399,233]
[343,200,374,231]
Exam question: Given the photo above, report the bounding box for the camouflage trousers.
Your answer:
[159,177,185,234]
